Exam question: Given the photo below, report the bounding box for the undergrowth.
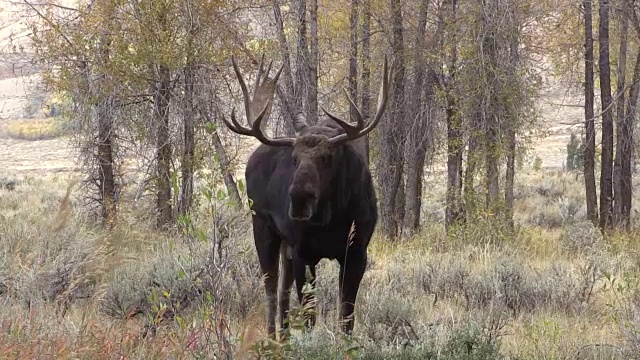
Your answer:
[1,171,639,359]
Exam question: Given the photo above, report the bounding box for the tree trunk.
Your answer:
[614,7,628,224]
[404,146,427,234]
[97,94,117,227]
[504,128,516,229]
[198,105,243,208]
[622,49,640,228]
[294,0,310,117]
[272,0,298,135]
[482,0,500,211]
[463,111,481,219]
[446,100,464,231]
[95,34,117,227]
[308,0,318,124]
[360,0,371,164]
[377,0,405,239]
[484,134,500,211]
[599,0,614,230]
[445,0,463,232]
[211,130,242,208]
[178,64,195,216]
[349,0,359,124]
[403,0,431,236]
[155,64,173,229]
[504,7,520,229]
[583,0,598,224]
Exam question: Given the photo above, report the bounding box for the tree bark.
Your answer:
[377,0,405,239]
[294,0,310,117]
[272,0,298,135]
[446,97,464,231]
[504,6,520,229]
[155,64,173,229]
[505,127,516,228]
[95,33,117,227]
[463,111,481,218]
[622,49,640,228]
[308,0,318,124]
[96,92,117,227]
[360,0,371,164]
[445,0,463,231]
[349,0,359,124]
[599,0,614,230]
[198,105,243,208]
[614,6,628,224]
[178,64,195,216]
[583,0,598,224]
[211,130,242,208]
[403,0,431,236]
[482,0,500,211]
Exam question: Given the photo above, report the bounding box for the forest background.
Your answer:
[1,0,640,358]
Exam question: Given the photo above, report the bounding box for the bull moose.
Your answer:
[220,55,390,337]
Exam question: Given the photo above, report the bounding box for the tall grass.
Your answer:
[1,170,640,359]
[2,118,67,141]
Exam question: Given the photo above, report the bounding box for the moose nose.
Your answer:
[288,190,317,221]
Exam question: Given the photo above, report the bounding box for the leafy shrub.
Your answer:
[439,325,504,360]
[0,177,19,191]
[360,286,422,345]
[566,132,583,171]
[528,196,585,228]
[560,220,603,253]
[0,181,106,312]
[101,239,262,326]
[533,156,543,171]
[286,310,505,360]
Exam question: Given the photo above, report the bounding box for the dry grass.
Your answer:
[2,170,640,359]
[1,118,67,141]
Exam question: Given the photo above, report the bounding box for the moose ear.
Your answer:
[293,112,309,135]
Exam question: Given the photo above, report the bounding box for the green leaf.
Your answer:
[238,179,245,193]
[205,122,217,134]
[203,188,213,202]
[216,188,225,200]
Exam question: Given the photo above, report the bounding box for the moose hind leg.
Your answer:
[294,259,317,329]
[339,249,367,334]
[252,215,281,337]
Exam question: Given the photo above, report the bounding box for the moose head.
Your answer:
[221,55,391,222]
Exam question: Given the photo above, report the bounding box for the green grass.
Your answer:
[0,170,639,359]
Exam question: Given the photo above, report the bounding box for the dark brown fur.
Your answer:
[219,55,390,338]
[245,117,377,337]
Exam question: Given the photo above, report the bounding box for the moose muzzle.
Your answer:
[288,190,318,221]
[288,162,320,221]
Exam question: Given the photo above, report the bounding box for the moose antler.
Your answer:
[322,55,391,145]
[220,55,296,147]
[222,54,391,147]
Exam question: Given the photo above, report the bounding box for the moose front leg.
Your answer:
[278,246,294,339]
[338,248,367,334]
[251,215,282,338]
[293,258,317,330]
